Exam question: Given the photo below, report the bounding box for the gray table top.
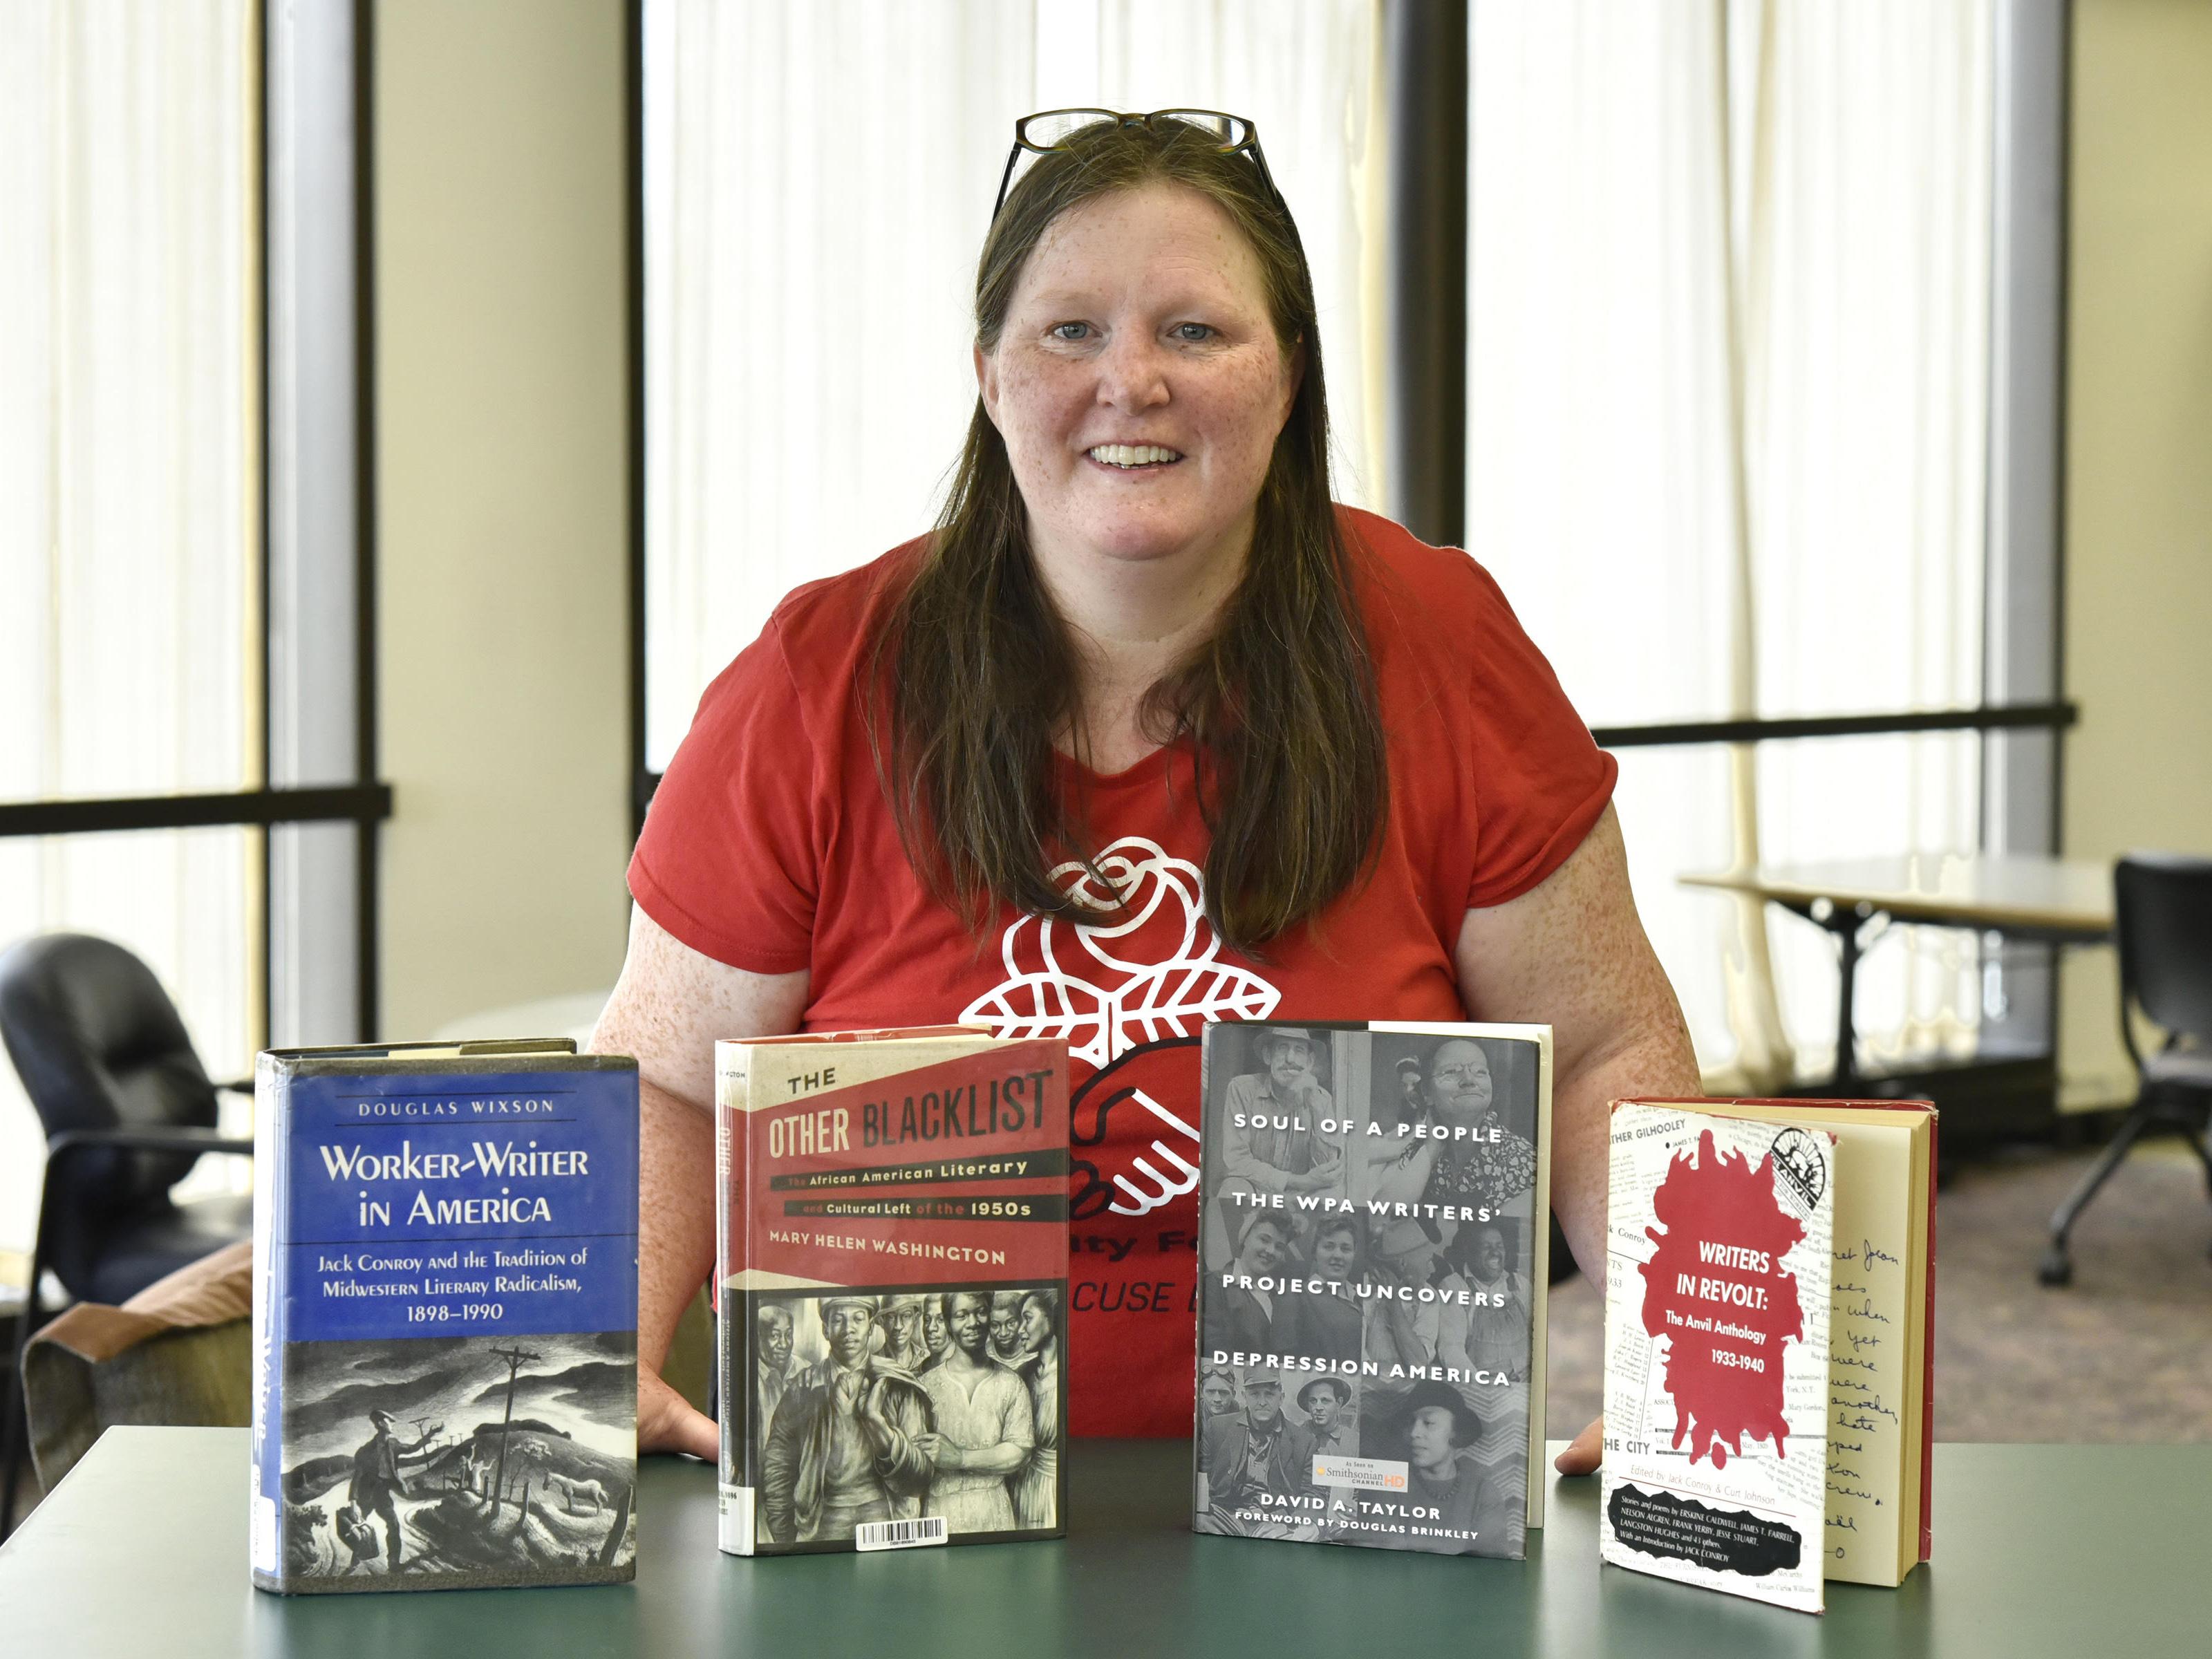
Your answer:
[1680,853,2114,939]
[3,1429,2203,1656]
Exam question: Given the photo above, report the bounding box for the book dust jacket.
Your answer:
[250,1041,639,1593]
[1600,1102,1836,1613]
[717,1029,1070,1555]
[1192,1022,1553,1559]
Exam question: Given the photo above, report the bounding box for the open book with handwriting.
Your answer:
[1600,1098,1934,1610]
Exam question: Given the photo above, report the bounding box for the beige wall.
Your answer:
[2059,0,2212,1103]
[375,0,631,1036]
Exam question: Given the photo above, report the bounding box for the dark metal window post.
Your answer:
[1382,0,1470,551]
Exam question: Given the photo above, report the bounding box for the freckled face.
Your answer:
[977,182,1299,575]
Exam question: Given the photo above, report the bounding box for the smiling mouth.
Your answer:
[1085,443,1184,471]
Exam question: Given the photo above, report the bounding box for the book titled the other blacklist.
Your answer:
[250,1039,639,1593]
[715,1026,1070,1557]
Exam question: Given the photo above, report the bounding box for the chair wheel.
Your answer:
[2037,1245,2073,1287]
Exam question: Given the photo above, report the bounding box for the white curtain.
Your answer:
[642,0,1383,770]
[1466,0,1993,1082]
[0,0,259,1250]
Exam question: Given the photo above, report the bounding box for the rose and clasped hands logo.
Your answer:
[960,836,1282,1219]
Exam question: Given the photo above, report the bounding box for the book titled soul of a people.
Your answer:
[250,1040,639,1594]
[1192,1020,1554,1559]
[715,1026,1069,1556]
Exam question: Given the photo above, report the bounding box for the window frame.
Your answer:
[0,0,392,1046]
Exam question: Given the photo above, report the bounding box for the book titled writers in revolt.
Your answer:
[250,1040,639,1594]
[1600,1097,1936,1613]
[716,1026,1070,1556]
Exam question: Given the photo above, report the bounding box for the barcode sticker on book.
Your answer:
[855,1516,950,1553]
[718,1484,756,1557]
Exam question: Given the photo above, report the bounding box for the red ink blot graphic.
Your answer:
[1638,1130,1805,1469]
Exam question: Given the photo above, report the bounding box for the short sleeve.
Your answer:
[627,615,823,974]
[1459,561,1618,909]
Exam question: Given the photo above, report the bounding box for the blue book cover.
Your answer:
[249,1040,639,1593]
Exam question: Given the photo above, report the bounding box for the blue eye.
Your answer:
[1050,321,1091,341]
[1174,323,1216,342]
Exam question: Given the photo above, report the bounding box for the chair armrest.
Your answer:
[45,1127,255,1165]
[30,1128,258,1270]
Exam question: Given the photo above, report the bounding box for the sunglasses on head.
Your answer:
[991,107,1284,221]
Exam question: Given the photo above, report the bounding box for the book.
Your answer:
[1600,1096,1936,1612]
[250,1040,640,1594]
[1190,1021,1553,1558]
[715,1027,1070,1555]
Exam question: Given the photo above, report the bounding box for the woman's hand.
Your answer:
[638,1364,718,1461]
[1555,1414,1602,1476]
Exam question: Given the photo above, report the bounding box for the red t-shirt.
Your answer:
[630,505,1615,1436]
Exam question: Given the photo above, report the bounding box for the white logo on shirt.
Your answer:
[1107,1089,1204,1217]
[960,837,1281,1216]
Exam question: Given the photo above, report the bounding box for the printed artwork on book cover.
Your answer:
[1600,1103,1835,1614]
[733,1283,1065,1549]
[270,1331,635,1583]
[251,1050,639,1593]
[1192,1022,1551,1559]
[718,1033,1070,1555]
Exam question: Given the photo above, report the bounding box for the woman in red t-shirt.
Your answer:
[596,112,1702,1468]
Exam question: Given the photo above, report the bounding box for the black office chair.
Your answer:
[2039,854,2212,1286]
[0,932,255,1537]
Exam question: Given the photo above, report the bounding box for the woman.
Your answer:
[1365,1035,1537,1214]
[1367,1381,1517,1558]
[1010,1289,1062,1529]
[1458,1222,1534,1382]
[1270,1215,1364,1365]
[593,111,1700,1469]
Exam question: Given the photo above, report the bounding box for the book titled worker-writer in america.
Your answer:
[250,1040,639,1593]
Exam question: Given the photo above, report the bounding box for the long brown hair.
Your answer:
[867,117,1386,955]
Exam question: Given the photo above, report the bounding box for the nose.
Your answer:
[1094,329,1170,411]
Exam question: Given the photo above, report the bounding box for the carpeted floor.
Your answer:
[1546,1138,2212,1443]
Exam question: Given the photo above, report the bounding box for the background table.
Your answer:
[1682,853,2114,1094]
[3,1428,2206,1656]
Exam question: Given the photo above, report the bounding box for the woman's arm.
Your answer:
[588,903,808,1458]
[1452,803,1703,1472]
